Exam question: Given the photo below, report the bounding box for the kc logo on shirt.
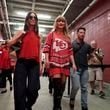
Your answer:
[53,38,68,52]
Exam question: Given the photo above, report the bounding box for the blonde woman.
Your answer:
[43,15,76,110]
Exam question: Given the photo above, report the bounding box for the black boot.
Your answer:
[82,106,88,110]
[53,78,62,110]
[53,107,62,110]
[49,77,53,94]
[69,99,74,109]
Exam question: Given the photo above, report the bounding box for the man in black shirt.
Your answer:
[70,27,91,110]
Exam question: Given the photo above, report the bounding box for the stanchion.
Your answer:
[63,76,70,98]
[67,76,70,96]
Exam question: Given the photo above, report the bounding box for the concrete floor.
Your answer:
[0,77,110,110]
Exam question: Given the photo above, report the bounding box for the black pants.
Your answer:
[0,73,3,88]
[0,69,12,88]
[14,59,40,110]
[49,77,53,92]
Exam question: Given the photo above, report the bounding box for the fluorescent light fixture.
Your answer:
[9,22,53,28]
[14,25,24,30]
[16,11,27,17]
[15,11,51,20]
[39,28,46,33]
[9,22,24,26]
[39,24,53,28]
[38,14,51,20]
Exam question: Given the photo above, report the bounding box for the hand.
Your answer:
[40,68,44,76]
[72,64,77,73]
[45,61,50,69]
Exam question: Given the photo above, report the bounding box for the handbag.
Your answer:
[11,41,21,57]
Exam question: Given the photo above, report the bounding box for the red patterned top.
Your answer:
[43,32,73,76]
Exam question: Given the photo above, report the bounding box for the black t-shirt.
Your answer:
[72,40,91,70]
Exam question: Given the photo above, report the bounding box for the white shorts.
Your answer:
[88,67,103,81]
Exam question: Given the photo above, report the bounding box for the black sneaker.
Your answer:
[99,91,105,97]
[53,107,62,110]
[10,86,12,91]
[69,99,74,108]
[82,106,88,110]
[90,90,95,95]
[49,89,52,94]
[0,89,7,94]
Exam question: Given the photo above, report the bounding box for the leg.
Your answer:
[48,77,53,94]
[80,70,89,110]
[61,74,67,95]
[27,61,40,110]
[0,73,2,88]
[69,68,80,108]
[14,60,27,110]
[96,68,105,96]
[89,81,95,94]
[53,77,62,110]
[0,69,7,93]
[7,69,13,90]
[88,68,95,94]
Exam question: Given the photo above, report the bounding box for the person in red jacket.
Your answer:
[43,15,77,110]
[6,11,40,110]
[0,45,13,93]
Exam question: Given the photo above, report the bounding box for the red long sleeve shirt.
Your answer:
[43,32,73,76]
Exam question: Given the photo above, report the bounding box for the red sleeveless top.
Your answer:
[19,31,40,62]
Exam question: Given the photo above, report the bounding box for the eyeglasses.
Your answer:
[29,16,37,20]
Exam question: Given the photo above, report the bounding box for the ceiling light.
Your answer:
[9,22,24,26]
[38,14,51,20]
[39,28,46,33]
[14,25,24,30]
[15,11,51,20]
[39,24,53,28]
[9,22,53,29]
[16,11,27,17]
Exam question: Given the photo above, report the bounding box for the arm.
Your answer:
[43,32,53,68]
[70,55,77,72]
[45,53,50,69]
[95,48,104,61]
[6,30,25,47]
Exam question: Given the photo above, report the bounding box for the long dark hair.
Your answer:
[24,11,39,35]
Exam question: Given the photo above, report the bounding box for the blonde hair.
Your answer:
[52,15,69,38]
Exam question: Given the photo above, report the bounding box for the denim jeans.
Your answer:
[70,68,89,108]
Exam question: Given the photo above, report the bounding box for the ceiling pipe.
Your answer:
[62,0,74,16]
[0,1,8,39]
[68,0,98,28]
[32,0,36,11]
[2,0,11,39]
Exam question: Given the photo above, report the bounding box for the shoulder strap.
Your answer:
[75,42,85,54]
[94,49,103,63]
